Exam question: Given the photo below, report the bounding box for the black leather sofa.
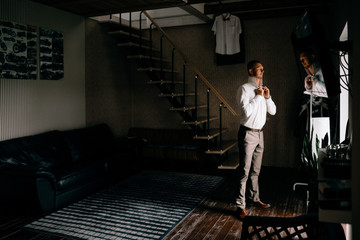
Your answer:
[0,124,135,212]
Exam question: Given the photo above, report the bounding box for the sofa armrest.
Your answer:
[0,163,58,212]
[34,170,58,212]
[35,169,58,190]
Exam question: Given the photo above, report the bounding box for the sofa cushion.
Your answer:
[0,131,72,170]
[62,124,116,163]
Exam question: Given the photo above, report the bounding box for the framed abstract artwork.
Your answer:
[0,20,37,79]
[39,27,64,80]
[0,20,64,80]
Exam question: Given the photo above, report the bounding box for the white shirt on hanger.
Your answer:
[211,13,242,55]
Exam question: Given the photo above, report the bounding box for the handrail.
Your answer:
[142,11,237,116]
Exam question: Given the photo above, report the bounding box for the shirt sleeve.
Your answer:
[235,16,242,35]
[211,17,217,35]
[238,86,262,118]
[313,80,327,96]
[304,75,328,97]
[266,97,277,115]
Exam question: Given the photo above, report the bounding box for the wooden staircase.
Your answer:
[97,12,239,170]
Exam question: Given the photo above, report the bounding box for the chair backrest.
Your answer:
[240,213,345,240]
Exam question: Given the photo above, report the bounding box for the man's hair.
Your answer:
[299,47,317,60]
[247,60,261,76]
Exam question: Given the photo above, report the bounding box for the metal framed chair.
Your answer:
[240,213,345,240]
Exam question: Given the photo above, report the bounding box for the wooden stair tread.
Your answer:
[127,55,166,62]
[182,116,218,125]
[217,152,239,170]
[170,105,207,111]
[108,30,150,41]
[138,67,178,73]
[97,20,121,25]
[147,80,183,85]
[97,19,141,32]
[97,20,141,35]
[158,92,196,97]
[193,129,228,140]
[117,42,157,51]
[205,140,238,155]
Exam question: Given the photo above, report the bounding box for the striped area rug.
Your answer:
[24,170,224,240]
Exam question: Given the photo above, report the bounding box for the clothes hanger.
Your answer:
[222,12,231,21]
[217,1,231,20]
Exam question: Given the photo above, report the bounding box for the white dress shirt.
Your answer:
[303,63,328,98]
[211,13,242,55]
[236,77,276,129]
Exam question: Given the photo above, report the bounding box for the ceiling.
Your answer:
[29,0,333,18]
[30,0,189,17]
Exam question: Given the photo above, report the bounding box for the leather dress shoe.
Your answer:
[236,208,248,219]
[252,200,271,208]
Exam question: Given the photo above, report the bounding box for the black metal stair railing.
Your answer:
[194,74,198,122]
[171,48,175,92]
[149,23,153,66]
[219,102,223,152]
[160,35,164,81]
[182,62,186,107]
[108,11,238,166]
[142,11,236,114]
[143,11,233,153]
[207,88,211,150]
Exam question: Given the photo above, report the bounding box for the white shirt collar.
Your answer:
[248,76,260,87]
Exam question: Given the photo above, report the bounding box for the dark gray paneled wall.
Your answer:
[85,15,305,168]
[85,19,132,136]
[162,16,304,168]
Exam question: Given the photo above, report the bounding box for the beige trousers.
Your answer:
[235,128,264,209]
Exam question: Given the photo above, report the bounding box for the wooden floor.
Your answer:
[0,167,308,240]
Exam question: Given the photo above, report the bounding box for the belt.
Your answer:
[240,125,263,132]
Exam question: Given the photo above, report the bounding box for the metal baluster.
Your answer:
[182,62,186,107]
[139,12,143,52]
[129,12,132,42]
[219,103,223,152]
[149,23,153,67]
[171,48,175,93]
[182,62,186,120]
[207,88,210,151]
[160,35,164,81]
[194,75,198,122]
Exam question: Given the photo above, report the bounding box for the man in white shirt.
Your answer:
[299,48,327,98]
[235,60,277,219]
